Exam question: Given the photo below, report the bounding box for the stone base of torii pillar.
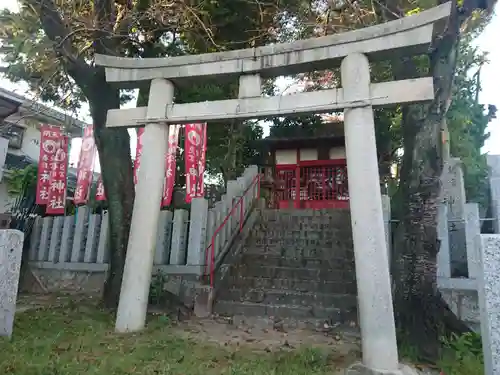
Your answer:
[344,363,422,375]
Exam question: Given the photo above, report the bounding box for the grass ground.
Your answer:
[0,303,348,375]
[0,301,484,375]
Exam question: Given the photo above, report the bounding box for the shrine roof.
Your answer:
[259,118,344,149]
[258,134,345,150]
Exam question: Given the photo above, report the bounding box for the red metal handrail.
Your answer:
[205,173,261,288]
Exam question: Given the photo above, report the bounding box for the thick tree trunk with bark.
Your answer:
[392,103,471,356]
[32,0,135,308]
[220,122,242,184]
[88,77,135,308]
[374,109,396,194]
[391,2,472,359]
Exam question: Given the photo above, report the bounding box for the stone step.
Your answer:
[240,253,331,268]
[213,300,344,321]
[247,236,352,248]
[250,226,351,236]
[258,209,351,222]
[227,276,357,295]
[240,252,354,268]
[229,264,355,282]
[252,222,347,229]
[241,245,354,260]
[254,220,351,231]
[248,236,350,245]
[218,288,357,310]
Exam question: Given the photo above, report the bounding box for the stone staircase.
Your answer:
[213,209,358,326]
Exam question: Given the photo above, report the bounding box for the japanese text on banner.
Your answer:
[134,128,145,185]
[74,126,96,205]
[36,126,63,205]
[46,135,69,215]
[184,123,207,203]
[162,125,180,207]
[95,175,106,201]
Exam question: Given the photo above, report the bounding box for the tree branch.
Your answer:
[28,0,92,83]
[93,0,119,55]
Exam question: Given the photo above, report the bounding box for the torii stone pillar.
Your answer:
[115,78,172,332]
[342,53,399,372]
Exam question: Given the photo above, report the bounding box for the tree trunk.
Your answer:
[88,79,135,308]
[391,3,471,359]
[220,122,241,184]
[374,108,396,194]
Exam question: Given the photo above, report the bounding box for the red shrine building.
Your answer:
[260,118,349,209]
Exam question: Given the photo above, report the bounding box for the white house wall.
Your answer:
[10,126,41,162]
[4,114,44,161]
[0,117,41,214]
[0,114,82,214]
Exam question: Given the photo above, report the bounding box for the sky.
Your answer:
[0,0,498,172]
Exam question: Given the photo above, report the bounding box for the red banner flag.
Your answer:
[45,135,69,215]
[95,175,106,201]
[184,123,207,203]
[133,128,145,185]
[36,126,63,205]
[161,125,180,207]
[74,126,96,205]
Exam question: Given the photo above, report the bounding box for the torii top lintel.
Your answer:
[97,3,451,127]
[95,2,451,88]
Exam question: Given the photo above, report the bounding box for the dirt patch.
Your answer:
[174,315,361,352]
[170,315,363,372]
[18,293,360,354]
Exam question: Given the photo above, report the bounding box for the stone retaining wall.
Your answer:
[22,266,200,307]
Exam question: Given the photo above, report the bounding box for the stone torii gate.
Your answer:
[95,3,451,374]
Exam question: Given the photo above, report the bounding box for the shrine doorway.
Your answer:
[274,159,349,209]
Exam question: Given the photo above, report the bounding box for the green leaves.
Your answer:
[4,165,38,197]
[447,34,496,209]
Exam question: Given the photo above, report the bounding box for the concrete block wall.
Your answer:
[29,207,186,268]
[435,155,500,331]
[488,155,500,234]
[26,207,193,297]
[478,235,500,374]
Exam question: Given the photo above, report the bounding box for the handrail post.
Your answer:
[239,199,244,232]
[257,174,261,200]
[210,234,216,288]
